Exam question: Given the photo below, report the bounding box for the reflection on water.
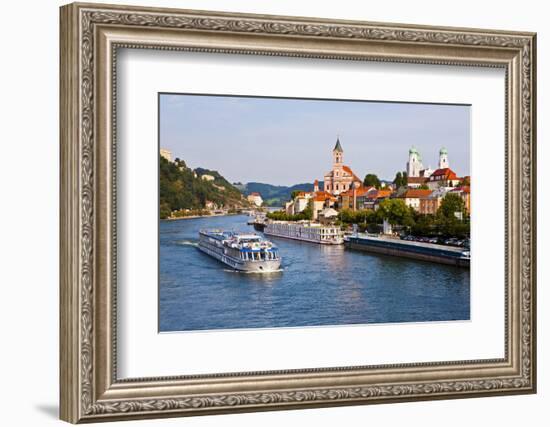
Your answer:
[159,214,470,332]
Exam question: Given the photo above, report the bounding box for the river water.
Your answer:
[159,214,470,332]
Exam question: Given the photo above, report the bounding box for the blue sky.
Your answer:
[160,94,470,186]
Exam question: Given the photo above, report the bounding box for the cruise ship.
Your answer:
[198,230,281,272]
[264,221,344,245]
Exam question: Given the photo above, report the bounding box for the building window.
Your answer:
[336,184,339,190]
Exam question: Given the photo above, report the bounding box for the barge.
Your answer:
[248,214,267,232]
[344,234,470,267]
[198,230,281,272]
[264,221,344,245]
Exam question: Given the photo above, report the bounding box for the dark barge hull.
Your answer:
[345,236,470,268]
[252,222,266,232]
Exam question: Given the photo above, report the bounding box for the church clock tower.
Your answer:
[323,137,361,196]
[332,137,344,184]
[333,137,343,165]
[407,146,423,177]
[439,147,449,169]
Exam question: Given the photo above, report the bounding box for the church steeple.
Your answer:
[333,137,343,153]
[333,137,343,165]
[438,147,449,169]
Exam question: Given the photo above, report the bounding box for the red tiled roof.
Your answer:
[325,165,362,183]
[402,189,433,199]
[342,165,362,182]
[451,185,470,194]
[374,189,392,198]
[407,177,428,184]
[429,168,458,180]
[342,165,353,175]
[313,191,336,202]
[340,186,376,197]
[249,192,261,197]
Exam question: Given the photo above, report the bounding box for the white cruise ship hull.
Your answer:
[198,231,281,272]
[264,223,344,245]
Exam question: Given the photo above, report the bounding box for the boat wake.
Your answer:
[223,268,284,274]
[175,240,199,247]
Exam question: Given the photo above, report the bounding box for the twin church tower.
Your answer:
[407,146,449,178]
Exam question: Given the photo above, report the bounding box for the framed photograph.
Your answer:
[60,2,537,423]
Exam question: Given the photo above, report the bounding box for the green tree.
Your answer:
[435,193,469,238]
[438,193,466,219]
[160,202,172,219]
[393,172,402,187]
[266,206,313,222]
[393,171,408,188]
[363,173,381,189]
[301,198,314,220]
[376,199,413,226]
[411,214,436,236]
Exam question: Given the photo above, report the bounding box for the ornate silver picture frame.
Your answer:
[60,2,536,423]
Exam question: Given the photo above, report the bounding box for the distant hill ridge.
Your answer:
[238,182,323,207]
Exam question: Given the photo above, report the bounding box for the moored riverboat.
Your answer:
[264,221,344,245]
[198,229,281,272]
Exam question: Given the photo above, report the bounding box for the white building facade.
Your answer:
[438,147,449,169]
[406,147,424,177]
[247,192,263,207]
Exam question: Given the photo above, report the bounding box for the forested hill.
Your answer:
[159,157,248,219]
[238,182,320,207]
